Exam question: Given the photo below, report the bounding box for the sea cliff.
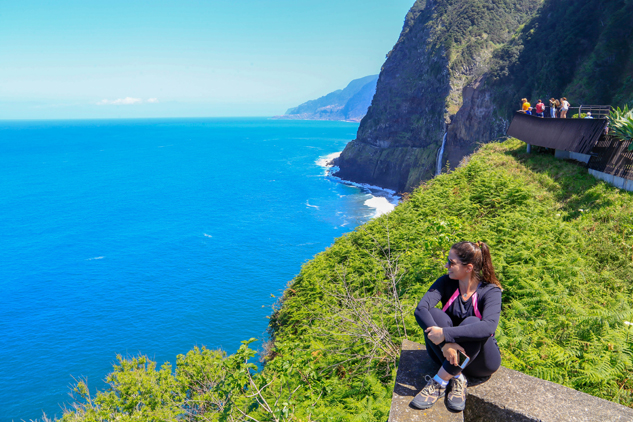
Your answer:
[335,0,633,192]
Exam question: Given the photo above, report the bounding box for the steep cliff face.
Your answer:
[335,0,540,192]
[442,78,507,170]
[485,0,633,113]
[336,0,633,192]
[335,2,449,191]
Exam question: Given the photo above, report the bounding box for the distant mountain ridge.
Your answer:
[278,75,378,122]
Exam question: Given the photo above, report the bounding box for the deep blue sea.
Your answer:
[0,118,397,421]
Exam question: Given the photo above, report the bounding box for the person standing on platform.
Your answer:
[521,98,531,114]
[549,98,557,118]
[560,97,570,118]
[535,99,545,118]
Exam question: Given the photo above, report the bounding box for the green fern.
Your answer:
[608,105,633,146]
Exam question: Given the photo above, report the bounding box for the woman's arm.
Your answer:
[414,276,447,330]
[442,287,501,343]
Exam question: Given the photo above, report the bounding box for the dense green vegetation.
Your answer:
[58,139,633,421]
[487,0,633,117]
[340,0,543,192]
[429,0,541,112]
[341,0,633,193]
[382,0,633,119]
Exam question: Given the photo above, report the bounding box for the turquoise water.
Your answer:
[0,118,397,421]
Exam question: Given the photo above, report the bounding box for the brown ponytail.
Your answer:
[451,241,502,289]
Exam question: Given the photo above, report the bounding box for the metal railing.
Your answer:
[516,105,611,119]
[575,105,611,119]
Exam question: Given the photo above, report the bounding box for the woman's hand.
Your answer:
[424,326,445,345]
[442,343,467,366]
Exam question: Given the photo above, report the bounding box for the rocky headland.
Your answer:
[276,74,378,122]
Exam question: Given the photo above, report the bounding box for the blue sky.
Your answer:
[0,0,414,119]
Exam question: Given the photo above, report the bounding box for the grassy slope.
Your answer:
[269,139,633,420]
[59,139,633,421]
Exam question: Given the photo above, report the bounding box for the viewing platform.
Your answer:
[507,111,607,161]
[506,111,633,191]
[389,339,633,421]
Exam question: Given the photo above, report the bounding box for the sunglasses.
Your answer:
[447,258,461,268]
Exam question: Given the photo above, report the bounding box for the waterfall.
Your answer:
[436,132,447,176]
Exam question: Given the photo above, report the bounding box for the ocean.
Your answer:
[0,118,397,421]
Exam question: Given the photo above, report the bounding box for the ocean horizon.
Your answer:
[0,117,397,421]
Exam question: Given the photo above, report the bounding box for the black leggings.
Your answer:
[420,308,501,377]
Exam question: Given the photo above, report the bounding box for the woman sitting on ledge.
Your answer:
[410,241,502,413]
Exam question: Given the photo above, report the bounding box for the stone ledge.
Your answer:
[466,365,633,422]
[388,339,463,422]
[389,340,633,421]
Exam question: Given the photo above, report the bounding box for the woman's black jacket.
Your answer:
[414,274,502,343]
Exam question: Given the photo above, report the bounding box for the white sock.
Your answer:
[456,373,467,384]
[433,374,448,388]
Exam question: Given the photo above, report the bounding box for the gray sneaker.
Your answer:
[410,375,446,410]
[446,375,467,411]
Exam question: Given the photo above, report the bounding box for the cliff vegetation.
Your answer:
[335,0,633,193]
[486,0,633,118]
[58,139,633,421]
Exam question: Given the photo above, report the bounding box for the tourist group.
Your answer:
[519,97,593,119]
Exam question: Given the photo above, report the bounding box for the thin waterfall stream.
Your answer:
[436,132,447,176]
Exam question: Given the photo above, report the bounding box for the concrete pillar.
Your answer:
[555,149,570,160]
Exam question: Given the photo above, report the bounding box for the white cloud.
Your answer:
[147,98,159,103]
[96,97,143,105]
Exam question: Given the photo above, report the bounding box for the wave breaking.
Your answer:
[316,151,399,218]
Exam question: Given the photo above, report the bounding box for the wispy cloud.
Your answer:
[96,97,143,105]
[147,98,159,103]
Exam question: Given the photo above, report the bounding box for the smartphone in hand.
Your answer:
[458,350,470,369]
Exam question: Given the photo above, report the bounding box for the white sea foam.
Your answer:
[328,175,397,196]
[315,150,400,219]
[87,256,104,260]
[203,233,213,238]
[315,151,341,169]
[306,200,319,210]
[327,174,399,219]
[364,196,396,218]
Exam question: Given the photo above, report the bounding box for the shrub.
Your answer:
[608,105,633,142]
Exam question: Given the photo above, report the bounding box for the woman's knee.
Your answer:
[464,339,501,377]
[464,357,500,378]
[429,308,453,327]
[458,316,480,326]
